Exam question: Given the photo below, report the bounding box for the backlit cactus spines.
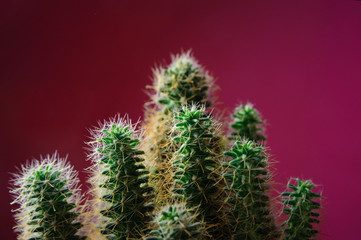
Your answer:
[282,179,321,240]
[172,105,227,239]
[9,50,325,240]
[223,140,279,240]
[10,153,85,240]
[146,203,206,240]
[230,103,266,142]
[150,50,214,113]
[142,51,216,209]
[87,116,153,239]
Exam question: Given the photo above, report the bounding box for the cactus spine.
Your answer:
[87,116,153,239]
[230,104,266,142]
[142,51,215,208]
[10,153,85,240]
[154,51,213,113]
[282,179,321,240]
[223,140,279,239]
[172,105,227,239]
[147,203,205,240]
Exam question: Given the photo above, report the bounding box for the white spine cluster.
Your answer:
[9,152,83,240]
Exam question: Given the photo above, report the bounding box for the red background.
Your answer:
[1,1,361,239]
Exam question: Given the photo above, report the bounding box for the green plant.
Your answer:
[10,51,323,240]
[147,204,205,240]
[10,153,85,240]
[142,51,215,208]
[281,179,321,240]
[172,105,227,238]
[151,51,213,113]
[230,103,266,142]
[223,140,279,240]
[87,116,153,239]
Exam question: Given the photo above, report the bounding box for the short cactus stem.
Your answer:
[172,105,227,239]
[146,203,205,240]
[152,51,214,113]
[10,153,85,240]
[230,103,266,142]
[223,140,279,240]
[282,179,321,240]
[88,116,154,239]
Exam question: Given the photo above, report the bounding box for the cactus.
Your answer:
[151,50,214,113]
[142,51,215,208]
[171,105,228,239]
[146,203,205,240]
[223,140,279,239]
[87,116,153,239]
[230,103,266,142]
[10,51,324,240]
[281,179,321,240]
[10,153,85,240]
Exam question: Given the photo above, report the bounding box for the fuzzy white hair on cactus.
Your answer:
[9,152,84,239]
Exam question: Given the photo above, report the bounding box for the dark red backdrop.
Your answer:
[1,1,361,239]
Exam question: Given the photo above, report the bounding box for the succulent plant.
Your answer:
[230,103,266,142]
[87,116,153,239]
[223,140,279,240]
[171,105,228,239]
[147,203,205,240]
[10,153,85,240]
[142,51,215,208]
[150,51,214,113]
[282,179,321,240]
[10,51,323,240]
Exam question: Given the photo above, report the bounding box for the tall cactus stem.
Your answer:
[171,104,228,239]
[142,51,216,210]
[223,140,279,239]
[87,115,153,239]
[281,178,321,240]
[10,153,85,240]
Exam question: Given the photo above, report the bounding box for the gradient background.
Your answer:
[1,0,361,239]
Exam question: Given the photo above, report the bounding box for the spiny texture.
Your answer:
[151,51,214,113]
[282,179,321,240]
[141,110,176,207]
[10,153,85,240]
[142,51,215,209]
[172,105,227,239]
[223,140,279,240]
[230,104,266,142]
[146,204,205,240]
[88,116,153,240]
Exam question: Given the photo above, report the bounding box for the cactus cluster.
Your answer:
[10,51,322,240]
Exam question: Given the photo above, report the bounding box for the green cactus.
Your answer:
[152,51,214,113]
[9,51,325,240]
[142,51,216,208]
[230,103,266,142]
[282,179,321,240]
[146,203,205,240]
[172,105,227,239]
[87,116,153,239]
[223,140,279,240]
[10,153,85,240]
